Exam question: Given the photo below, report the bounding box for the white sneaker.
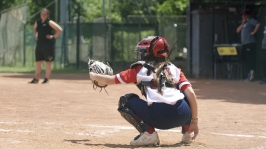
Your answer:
[130,131,160,146]
[182,132,192,143]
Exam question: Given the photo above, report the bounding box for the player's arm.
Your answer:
[236,24,243,33]
[89,65,140,85]
[236,18,246,33]
[177,69,199,139]
[251,23,261,35]
[178,71,198,121]
[89,72,116,85]
[33,21,38,40]
[184,87,198,120]
[184,86,199,139]
[48,20,63,39]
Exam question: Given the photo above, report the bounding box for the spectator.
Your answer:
[29,8,63,84]
[259,25,266,84]
[236,9,260,82]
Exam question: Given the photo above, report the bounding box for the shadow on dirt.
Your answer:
[64,139,91,144]
[64,139,193,148]
[191,79,266,105]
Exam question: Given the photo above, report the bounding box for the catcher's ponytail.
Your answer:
[153,59,175,95]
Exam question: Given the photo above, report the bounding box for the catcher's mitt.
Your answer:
[88,58,113,94]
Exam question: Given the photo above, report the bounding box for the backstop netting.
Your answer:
[0,4,27,66]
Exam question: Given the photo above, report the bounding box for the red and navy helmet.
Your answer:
[135,36,170,60]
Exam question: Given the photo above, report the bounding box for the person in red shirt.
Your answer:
[90,36,199,146]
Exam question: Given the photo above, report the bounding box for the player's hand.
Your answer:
[89,72,96,80]
[250,32,255,35]
[35,35,38,41]
[46,35,54,39]
[188,120,199,140]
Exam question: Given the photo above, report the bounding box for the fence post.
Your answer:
[76,3,80,69]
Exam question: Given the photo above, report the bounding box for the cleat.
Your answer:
[182,132,192,143]
[243,77,250,82]
[42,78,49,84]
[249,71,254,81]
[29,78,39,84]
[130,131,160,146]
[259,78,266,84]
[243,71,254,82]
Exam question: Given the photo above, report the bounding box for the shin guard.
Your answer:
[118,93,149,133]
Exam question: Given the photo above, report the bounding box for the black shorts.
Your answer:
[35,41,55,62]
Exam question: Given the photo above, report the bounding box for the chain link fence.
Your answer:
[1,9,187,72]
[0,4,27,66]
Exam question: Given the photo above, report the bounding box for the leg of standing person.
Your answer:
[42,61,52,84]
[243,43,256,82]
[35,61,42,79]
[42,43,54,84]
[29,43,43,84]
[249,43,256,79]
[29,61,42,83]
[241,44,248,79]
[29,61,42,84]
[260,49,266,84]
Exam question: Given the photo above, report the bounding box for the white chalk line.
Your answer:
[0,129,35,133]
[86,124,181,132]
[1,121,266,139]
[0,138,22,144]
[211,132,266,139]
[0,122,18,124]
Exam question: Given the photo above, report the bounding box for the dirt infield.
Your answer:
[0,73,266,149]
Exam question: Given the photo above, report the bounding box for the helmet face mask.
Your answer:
[134,46,147,60]
[135,36,170,61]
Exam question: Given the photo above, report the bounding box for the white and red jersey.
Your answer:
[115,62,191,105]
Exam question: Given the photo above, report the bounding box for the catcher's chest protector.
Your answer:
[130,61,176,96]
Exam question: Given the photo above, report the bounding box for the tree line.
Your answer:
[0,0,188,24]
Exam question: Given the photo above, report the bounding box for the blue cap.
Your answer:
[241,10,251,15]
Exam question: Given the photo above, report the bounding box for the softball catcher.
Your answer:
[89,36,199,146]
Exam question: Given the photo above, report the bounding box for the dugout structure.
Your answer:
[187,0,266,79]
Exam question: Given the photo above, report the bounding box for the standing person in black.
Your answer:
[29,8,62,84]
[236,10,260,82]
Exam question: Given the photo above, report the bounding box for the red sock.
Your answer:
[135,115,155,134]
[184,125,190,132]
[147,124,155,134]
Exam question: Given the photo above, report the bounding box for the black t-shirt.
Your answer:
[36,18,54,43]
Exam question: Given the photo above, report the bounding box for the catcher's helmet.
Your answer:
[135,36,170,60]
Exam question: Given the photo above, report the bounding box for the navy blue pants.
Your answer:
[126,95,191,130]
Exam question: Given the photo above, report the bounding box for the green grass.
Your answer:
[0,66,35,73]
[0,66,88,74]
